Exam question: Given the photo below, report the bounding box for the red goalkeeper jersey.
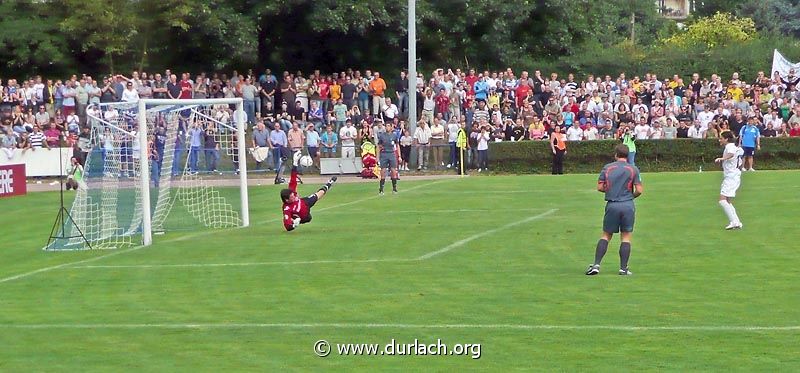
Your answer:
[282,168,309,231]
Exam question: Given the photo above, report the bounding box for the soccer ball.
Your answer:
[299,155,314,167]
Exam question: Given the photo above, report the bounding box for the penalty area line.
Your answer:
[0,323,797,332]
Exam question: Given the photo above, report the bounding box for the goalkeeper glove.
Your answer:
[292,217,301,229]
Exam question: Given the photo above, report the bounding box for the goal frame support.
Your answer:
[138,98,249,247]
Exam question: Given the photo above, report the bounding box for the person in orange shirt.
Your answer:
[550,125,567,175]
[369,72,387,116]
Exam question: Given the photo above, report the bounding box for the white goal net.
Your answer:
[46,98,249,250]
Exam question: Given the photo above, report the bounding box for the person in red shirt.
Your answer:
[281,152,338,231]
[515,81,531,109]
[179,73,193,99]
[434,88,450,120]
[464,69,479,95]
[790,123,800,137]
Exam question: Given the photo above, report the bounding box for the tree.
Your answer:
[0,1,72,75]
[738,0,800,38]
[60,0,139,73]
[663,12,755,48]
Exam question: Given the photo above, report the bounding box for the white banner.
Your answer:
[771,49,800,79]
[0,148,72,177]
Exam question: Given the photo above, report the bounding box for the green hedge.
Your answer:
[489,138,800,174]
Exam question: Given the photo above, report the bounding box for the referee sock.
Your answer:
[593,239,609,266]
[379,179,385,192]
[391,178,397,191]
[619,242,631,270]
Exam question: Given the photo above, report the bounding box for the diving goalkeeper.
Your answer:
[281,152,337,231]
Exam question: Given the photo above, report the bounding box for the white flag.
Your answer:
[771,49,800,79]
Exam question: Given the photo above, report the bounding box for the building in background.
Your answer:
[656,0,691,19]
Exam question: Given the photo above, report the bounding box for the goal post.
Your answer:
[45,97,249,251]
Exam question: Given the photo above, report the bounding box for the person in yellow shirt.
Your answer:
[330,79,342,103]
[727,83,743,102]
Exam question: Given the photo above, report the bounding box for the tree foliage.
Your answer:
[663,12,755,48]
[0,0,792,80]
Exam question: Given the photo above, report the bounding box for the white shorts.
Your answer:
[720,173,741,198]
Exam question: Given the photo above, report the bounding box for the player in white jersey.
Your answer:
[714,132,744,230]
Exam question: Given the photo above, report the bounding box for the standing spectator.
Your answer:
[475,123,490,172]
[152,74,168,99]
[187,121,204,173]
[29,125,48,149]
[421,89,435,125]
[429,117,446,169]
[446,118,460,168]
[241,77,258,124]
[320,124,338,158]
[122,82,139,102]
[550,125,567,175]
[738,117,761,171]
[414,119,432,170]
[251,121,271,171]
[66,112,80,134]
[356,81,370,115]
[333,99,348,131]
[179,73,193,99]
[339,119,357,158]
[634,118,651,140]
[305,124,320,169]
[260,75,277,116]
[583,123,599,140]
[369,72,387,116]
[76,78,89,120]
[287,121,305,153]
[599,122,616,139]
[789,123,800,137]
[204,125,219,173]
[280,76,296,116]
[62,81,77,116]
[308,101,325,131]
[54,80,64,112]
[396,71,409,118]
[435,88,451,122]
[269,122,288,174]
[381,97,399,122]
[399,128,413,171]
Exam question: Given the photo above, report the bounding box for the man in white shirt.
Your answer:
[446,119,460,168]
[583,125,599,140]
[634,119,651,140]
[122,82,139,102]
[338,119,357,158]
[413,120,432,170]
[688,120,706,139]
[566,125,583,141]
[381,97,399,122]
[714,132,744,230]
[697,107,715,130]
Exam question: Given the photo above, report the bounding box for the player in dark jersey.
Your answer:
[377,120,399,195]
[586,144,643,276]
[281,152,337,231]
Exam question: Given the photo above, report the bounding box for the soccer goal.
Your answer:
[45,98,250,250]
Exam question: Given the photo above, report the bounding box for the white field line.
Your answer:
[0,179,456,284]
[71,208,558,269]
[74,258,414,269]
[417,209,557,260]
[0,322,797,332]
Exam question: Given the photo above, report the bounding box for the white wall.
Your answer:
[0,148,73,177]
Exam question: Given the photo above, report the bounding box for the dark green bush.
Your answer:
[489,138,800,174]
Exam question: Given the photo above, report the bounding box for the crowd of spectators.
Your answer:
[3,66,800,173]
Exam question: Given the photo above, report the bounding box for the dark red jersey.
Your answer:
[282,168,309,231]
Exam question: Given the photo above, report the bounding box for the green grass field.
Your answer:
[2,171,799,371]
